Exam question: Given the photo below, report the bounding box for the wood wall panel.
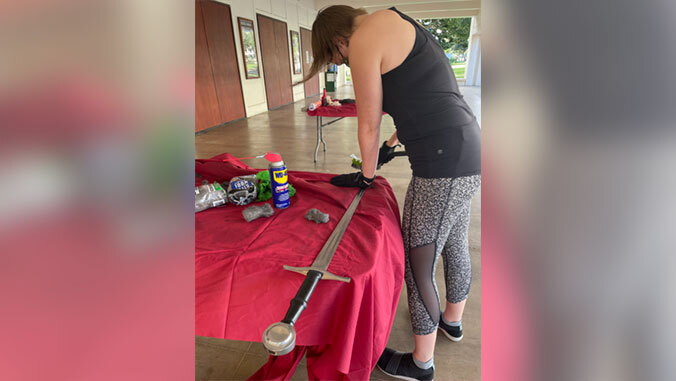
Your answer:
[257,14,293,110]
[274,20,293,106]
[300,27,319,97]
[195,0,245,132]
[201,1,245,124]
[195,0,222,132]
[257,15,277,109]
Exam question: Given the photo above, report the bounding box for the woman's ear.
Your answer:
[330,37,343,52]
[335,36,349,48]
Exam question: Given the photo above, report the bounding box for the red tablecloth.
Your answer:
[306,103,359,117]
[306,103,386,118]
[195,153,405,380]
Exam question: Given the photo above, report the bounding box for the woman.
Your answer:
[302,6,481,380]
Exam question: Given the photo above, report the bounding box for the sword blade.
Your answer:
[310,188,365,270]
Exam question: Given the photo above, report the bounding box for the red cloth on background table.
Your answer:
[195,153,405,380]
[306,103,359,117]
[306,103,386,118]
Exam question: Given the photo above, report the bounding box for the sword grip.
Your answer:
[282,270,323,325]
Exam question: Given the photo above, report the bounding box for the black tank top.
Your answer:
[381,8,481,178]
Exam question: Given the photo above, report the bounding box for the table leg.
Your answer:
[320,116,327,152]
[314,116,321,163]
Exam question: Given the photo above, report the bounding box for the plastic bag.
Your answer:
[195,182,228,212]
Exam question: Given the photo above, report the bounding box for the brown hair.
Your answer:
[297,5,367,84]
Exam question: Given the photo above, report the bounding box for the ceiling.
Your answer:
[313,0,480,19]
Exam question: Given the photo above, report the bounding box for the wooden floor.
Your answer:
[195,85,482,380]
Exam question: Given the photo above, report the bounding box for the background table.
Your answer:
[306,104,386,163]
[195,153,405,380]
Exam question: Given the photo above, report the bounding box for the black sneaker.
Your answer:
[438,318,463,342]
[376,347,434,381]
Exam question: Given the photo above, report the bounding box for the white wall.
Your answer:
[215,0,319,117]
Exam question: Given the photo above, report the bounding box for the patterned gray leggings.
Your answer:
[402,175,481,335]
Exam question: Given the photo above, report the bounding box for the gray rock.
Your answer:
[242,203,274,222]
[305,208,329,224]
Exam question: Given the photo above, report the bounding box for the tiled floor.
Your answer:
[196,85,481,380]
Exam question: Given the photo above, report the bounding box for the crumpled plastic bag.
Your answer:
[195,182,228,212]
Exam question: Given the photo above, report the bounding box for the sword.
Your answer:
[262,188,365,355]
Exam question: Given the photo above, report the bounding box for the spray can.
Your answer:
[269,160,290,209]
[307,100,321,111]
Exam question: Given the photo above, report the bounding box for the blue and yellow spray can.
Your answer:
[269,160,290,209]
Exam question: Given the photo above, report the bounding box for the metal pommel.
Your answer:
[262,322,296,356]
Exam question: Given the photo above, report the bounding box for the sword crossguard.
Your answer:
[283,265,351,283]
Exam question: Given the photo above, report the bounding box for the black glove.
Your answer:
[377,141,400,167]
[330,172,375,188]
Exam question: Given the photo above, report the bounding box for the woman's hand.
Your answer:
[377,140,401,166]
[330,172,375,188]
